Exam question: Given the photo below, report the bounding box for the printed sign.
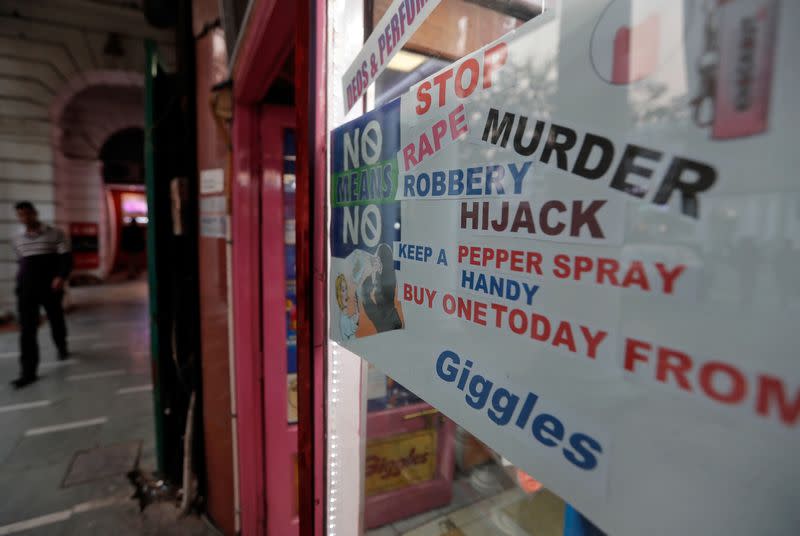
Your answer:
[331,100,405,341]
[365,429,437,496]
[69,222,100,270]
[331,1,800,535]
[342,0,441,113]
[200,168,225,194]
[199,195,227,238]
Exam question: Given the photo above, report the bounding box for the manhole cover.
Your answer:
[63,441,141,487]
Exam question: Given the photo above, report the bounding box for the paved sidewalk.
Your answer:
[0,280,216,535]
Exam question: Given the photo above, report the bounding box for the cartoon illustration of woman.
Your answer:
[335,248,381,340]
[335,244,402,340]
[335,273,360,341]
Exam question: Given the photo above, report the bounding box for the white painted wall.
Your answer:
[0,0,175,316]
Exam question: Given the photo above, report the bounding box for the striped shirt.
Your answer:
[13,224,72,285]
[13,224,70,258]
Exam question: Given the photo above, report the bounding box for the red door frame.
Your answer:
[259,106,299,535]
[295,1,327,536]
[231,1,326,535]
[231,102,266,535]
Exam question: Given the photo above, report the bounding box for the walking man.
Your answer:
[11,201,72,388]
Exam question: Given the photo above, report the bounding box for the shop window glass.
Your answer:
[283,128,300,518]
[284,128,299,426]
[353,2,582,535]
[328,0,798,533]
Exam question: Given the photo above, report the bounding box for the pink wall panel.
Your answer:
[195,18,236,535]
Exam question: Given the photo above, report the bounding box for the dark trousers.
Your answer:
[17,285,67,378]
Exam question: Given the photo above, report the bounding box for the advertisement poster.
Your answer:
[330,1,799,535]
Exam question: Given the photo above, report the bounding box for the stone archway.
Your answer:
[0,0,175,316]
[50,70,145,279]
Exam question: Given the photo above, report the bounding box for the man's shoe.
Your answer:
[10,375,38,389]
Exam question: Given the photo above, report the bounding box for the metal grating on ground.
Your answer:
[62,441,142,488]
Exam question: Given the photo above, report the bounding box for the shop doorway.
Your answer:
[99,127,149,282]
[231,103,300,536]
